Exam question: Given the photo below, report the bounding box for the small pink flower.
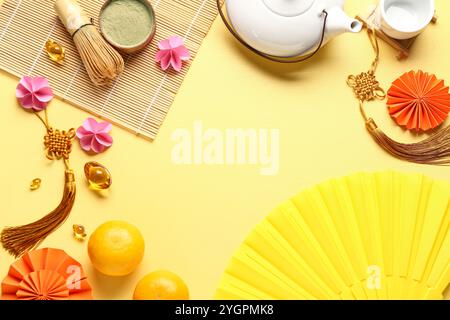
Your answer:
[76,118,113,154]
[155,35,190,72]
[16,76,53,111]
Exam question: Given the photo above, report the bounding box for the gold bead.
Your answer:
[30,178,41,190]
[73,224,87,241]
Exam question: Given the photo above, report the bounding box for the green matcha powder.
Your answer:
[101,0,154,47]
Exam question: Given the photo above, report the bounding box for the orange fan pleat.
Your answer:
[1,248,93,300]
[387,70,450,131]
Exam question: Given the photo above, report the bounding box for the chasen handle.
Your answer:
[54,0,92,37]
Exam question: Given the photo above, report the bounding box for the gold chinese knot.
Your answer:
[44,128,76,160]
[347,71,386,102]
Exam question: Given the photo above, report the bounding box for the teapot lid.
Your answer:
[262,0,315,17]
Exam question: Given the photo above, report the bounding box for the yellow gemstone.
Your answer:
[84,162,112,190]
[45,39,65,64]
[30,178,41,190]
[73,224,87,241]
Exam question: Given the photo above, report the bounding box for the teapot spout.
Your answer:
[325,6,362,39]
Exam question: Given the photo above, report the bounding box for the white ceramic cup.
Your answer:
[376,0,435,40]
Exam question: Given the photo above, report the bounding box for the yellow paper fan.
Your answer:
[216,172,450,300]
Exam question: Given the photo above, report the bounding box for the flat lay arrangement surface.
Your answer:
[0,0,449,300]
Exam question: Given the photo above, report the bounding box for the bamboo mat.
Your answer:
[0,0,219,140]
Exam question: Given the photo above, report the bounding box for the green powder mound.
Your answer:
[101,0,153,47]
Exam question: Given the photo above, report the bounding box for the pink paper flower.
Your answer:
[155,35,190,72]
[16,76,53,111]
[76,118,113,154]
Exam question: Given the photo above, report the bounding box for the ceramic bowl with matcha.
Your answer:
[99,0,156,54]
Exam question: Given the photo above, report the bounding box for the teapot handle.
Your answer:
[216,0,328,63]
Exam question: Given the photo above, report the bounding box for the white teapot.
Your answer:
[218,0,362,61]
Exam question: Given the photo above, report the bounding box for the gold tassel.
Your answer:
[1,123,76,258]
[348,28,450,165]
[361,105,450,165]
[1,170,76,258]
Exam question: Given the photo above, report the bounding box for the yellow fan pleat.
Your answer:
[397,174,422,277]
[215,273,273,300]
[411,180,450,283]
[421,185,450,292]
[344,173,385,299]
[426,235,450,299]
[318,179,368,283]
[375,172,395,275]
[266,202,341,299]
[390,173,423,298]
[216,172,450,300]
[375,172,396,299]
[226,245,316,299]
[339,287,356,300]
[291,189,355,293]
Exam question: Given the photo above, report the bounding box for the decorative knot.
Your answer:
[347,71,386,102]
[44,128,76,160]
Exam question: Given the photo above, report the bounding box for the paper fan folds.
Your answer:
[1,248,93,300]
[387,70,450,131]
[216,172,450,300]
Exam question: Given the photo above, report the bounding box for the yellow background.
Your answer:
[1,0,449,299]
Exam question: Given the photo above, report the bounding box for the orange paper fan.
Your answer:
[387,70,450,131]
[1,248,93,300]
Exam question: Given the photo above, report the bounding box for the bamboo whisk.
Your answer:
[55,0,124,86]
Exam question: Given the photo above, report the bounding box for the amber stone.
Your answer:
[45,39,65,64]
[84,162,112,190]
